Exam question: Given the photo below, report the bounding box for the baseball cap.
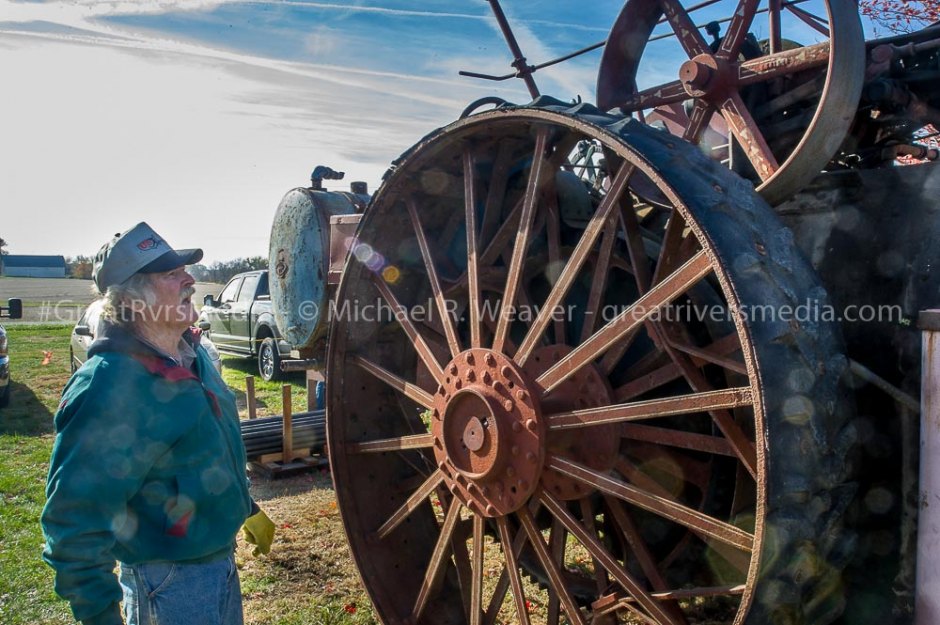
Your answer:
[93,222,203,291]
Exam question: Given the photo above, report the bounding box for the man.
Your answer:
[42,222,274,625]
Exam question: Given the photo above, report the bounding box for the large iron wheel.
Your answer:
[326,105,854,625]
[596,0,865,205]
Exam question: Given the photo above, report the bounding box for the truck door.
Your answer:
[210,276,243,352]
[230,272,260,353]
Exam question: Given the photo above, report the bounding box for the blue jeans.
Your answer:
[119,553,244,625]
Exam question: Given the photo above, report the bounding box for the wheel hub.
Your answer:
[679,54,729,99]
[431,349,545,517]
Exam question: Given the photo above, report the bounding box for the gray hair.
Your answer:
[96,273,157,327]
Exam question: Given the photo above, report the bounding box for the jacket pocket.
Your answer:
[164,474,197,538]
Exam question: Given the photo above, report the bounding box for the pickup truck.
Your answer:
[198,270,291,381]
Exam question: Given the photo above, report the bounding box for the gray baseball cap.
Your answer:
[93,222,203,291]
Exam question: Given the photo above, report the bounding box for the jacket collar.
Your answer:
[88,321,199,365]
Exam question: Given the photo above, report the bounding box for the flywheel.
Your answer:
[596,0,865,205]
[326,104,855,625]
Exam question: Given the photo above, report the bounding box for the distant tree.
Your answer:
[66,255,94,280]
[859,0,940,33]
[189,257,269,284]
[188,264,210,282]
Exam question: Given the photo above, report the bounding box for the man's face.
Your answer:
[146,266,197,331]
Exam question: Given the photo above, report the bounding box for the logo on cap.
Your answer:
[137,236,164,252]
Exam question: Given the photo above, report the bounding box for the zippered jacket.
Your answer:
[41,323,253,625]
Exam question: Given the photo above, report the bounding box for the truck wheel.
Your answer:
[325,105,856,625]
[259,337,285,382]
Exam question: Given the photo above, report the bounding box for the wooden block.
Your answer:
[255,448,312,464]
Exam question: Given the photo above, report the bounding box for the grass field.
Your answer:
[0,323,375,625]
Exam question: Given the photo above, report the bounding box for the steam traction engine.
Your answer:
[268,2,940,623]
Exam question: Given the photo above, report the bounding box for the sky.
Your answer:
[0,0,878,265]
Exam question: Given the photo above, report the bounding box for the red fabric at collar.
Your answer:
[131,353,222,417]
[132,353,199,382]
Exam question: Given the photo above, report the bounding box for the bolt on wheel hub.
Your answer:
[431,349,545,517]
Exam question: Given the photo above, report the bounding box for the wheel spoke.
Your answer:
[374,470,445,540]
[495,517,532,625]
[578,498,611,593]
[547,387,753,430]
[348,433,435,454]
[516,162,635,365]
[658,0,710,58]
[540,491,681,625]
[412,499,463,622]
[602,209,687,375]
[666,338,747,374]
[580,218,618,343]
[600,584,745,611]
[355,356,435,408]
[470,515,485,625]
[653,343,758,478]
[464,151,484,349]
[493,127,551,353]
[407,200,462,359]
[372,275,446,386]
[621,423,737,457]
[618,80,688,112]
[538,251,713,394]
[614,332,743,401]
[480,142,515,246]
[450,514,475,622]
[681,100,716,143]
[786,2,830,35]
[603,497,677,604]
[737,41,830,85]
[543,179,568,345]
[719,92,780,181]
[617,458,753,574]
[717,0,759,60]
[479,196,524,269]
[547,455,754,552]
[517,506,587,625]
[546,517,565,625]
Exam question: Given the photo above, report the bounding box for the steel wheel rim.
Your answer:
[327,107,851,625]
[260,342,274,380]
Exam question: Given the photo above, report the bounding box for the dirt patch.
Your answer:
[238,470,376,625]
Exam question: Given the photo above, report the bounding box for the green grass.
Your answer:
[0,324,74,624]
[217,356,314,418]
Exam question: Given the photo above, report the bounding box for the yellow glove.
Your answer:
[242,509,275,556]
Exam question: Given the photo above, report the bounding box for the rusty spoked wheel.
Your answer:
[327,105,854,625]
[596,0,865,205]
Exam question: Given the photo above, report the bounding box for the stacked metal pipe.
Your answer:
[239,409,326,458]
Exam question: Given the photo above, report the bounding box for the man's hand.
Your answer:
[242,509,275,556]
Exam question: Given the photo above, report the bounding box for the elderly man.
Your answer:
[42,222,274,625]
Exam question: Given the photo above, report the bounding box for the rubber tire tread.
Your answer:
[259,336,285,382]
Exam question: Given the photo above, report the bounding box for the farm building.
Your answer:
[1,255,67,278]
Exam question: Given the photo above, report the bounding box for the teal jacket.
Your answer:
[41,324,253,625]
